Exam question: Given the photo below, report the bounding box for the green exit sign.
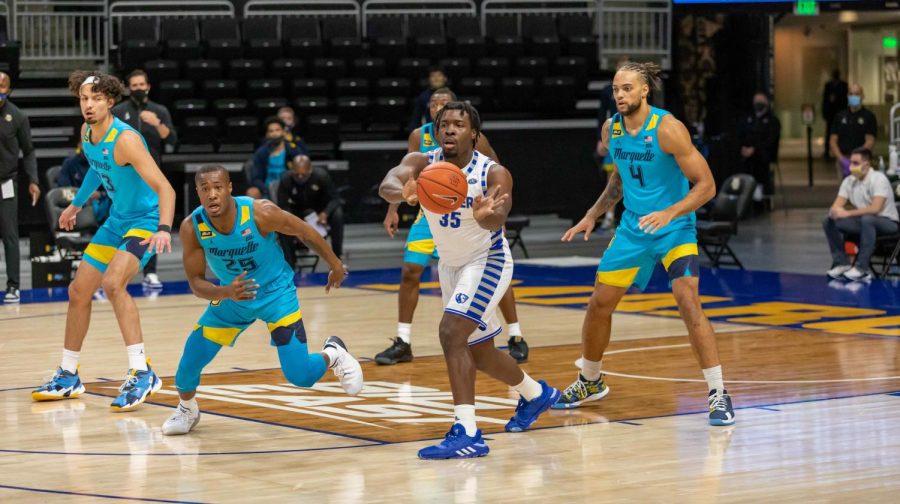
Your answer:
[885,37,898,49]
[795,0,818,15]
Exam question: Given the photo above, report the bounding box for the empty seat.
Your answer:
[322,17,362,59]
[156,80,194,106]
[336,96,369,132]
[335,77,370,97]
[438,57,471,83]
[352,57,387,79]
[374,77,411,98]
[144,59,179,82]
[290,78,329,100]
[515,57,548,79]
[396,58,430,81]
[370,96,408,133]
[522,15,561,58]
[184,59,222,84]
[485,16,523,58]
[312,58,347,80]
[161,18,201,60]
[554,56,588,87]
[173,98,208,124]
[119,18,161,71]
[253,97,289,117]
[202,18,241,60]
[283,17,323,59]
[202,79,239,101]
[228,59,265,80]
[179,116,218,153]
[475,57,510,79]
[540,76,577,111]
[294,97,331,122]
[246,78,285,101]
[303,114,340,146]
[558,15,596,61]
[408,16,447,57]
[213,98,249,121]
[368,16,406,60]
[243,17,282,60]
[458,77,495,109]
[498,77,535,110]
[220,116,258,152]
[446,16,486,58]
[270,58,307,79]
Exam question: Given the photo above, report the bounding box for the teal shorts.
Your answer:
[403,212,439,266]
[194,284,303,347]
[83,212,158,273]
[596,220,699,291]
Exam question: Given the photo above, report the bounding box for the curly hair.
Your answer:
[433,101,482,146]
[617,62,663,91]
[68,70,124,101]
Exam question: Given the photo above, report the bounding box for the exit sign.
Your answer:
[885,37,898,49]
[795,0,818,15]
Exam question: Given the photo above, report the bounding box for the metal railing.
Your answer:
[0,1,9,41]
[12,0,107,65]
[108,0,234,51]
[244,0,361,37]
[362,0,476,38]
[598,0,671,69]
[481,0,595,36]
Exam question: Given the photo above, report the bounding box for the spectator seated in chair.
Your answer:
[56,146,111,224]
[823,148,899,282]
[247,116,307,199]
[277,154,344,260]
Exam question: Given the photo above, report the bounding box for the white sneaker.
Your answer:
[143,273,163,289]
[162,403,201,436]
[843,266,872,281]
[324,336,364,396]
[4,287,20,303]
[826,264,852,279]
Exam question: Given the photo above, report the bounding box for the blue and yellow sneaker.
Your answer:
[551,374,610,409]
[708,389,736,426]
[505,380,560,432]
[31,367,85,401]
[418,424,490,460]
[110,363,162,412]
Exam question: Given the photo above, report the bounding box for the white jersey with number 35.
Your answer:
[421,148,510,267]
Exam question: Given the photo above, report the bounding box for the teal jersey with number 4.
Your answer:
[609,107,695,233]
[191,197,295,292]
[81,117,159,220]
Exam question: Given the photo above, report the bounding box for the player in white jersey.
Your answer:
[379,102,559,459]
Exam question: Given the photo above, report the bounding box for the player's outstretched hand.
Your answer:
[401,178,419,206]
[383,207,399,238]
[326,263,348,293]
[142,230,172,254]
[473,186,508,223]
[638,210,674,235]
[224,271,258,301]
[562,216,596,242]
[59,204,80,231]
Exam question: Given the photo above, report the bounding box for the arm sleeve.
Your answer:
[16,113,38,185]
[72,169,102,208]
[159,106,178,145]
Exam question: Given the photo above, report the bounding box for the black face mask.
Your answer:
[131,90,148,107]
[753,102,767,114]
[267,137,283,148]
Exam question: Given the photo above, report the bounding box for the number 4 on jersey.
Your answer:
[629,164,645,187]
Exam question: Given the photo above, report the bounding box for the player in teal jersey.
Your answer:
[555,62,735,426]
[33,71,177,411]
[377,88,531,365]
[161,165,361,435]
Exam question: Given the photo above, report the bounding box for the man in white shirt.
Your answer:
[823,148,899,281]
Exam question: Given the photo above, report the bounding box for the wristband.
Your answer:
[157,224,172,233]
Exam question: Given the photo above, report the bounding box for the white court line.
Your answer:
[585,343,900,384]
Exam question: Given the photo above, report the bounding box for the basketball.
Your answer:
[416,161,468,214]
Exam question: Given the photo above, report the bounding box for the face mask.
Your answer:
[753,102,767,113]
[848,95,861,107]
[850,164,867,178]
[268,137,283,148]
[130,90,147,104]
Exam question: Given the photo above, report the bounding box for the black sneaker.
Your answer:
[374,338,412,365]
[4,287,20,304]
[507,336,529,363]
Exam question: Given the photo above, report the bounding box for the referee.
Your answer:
[0,71,40,303]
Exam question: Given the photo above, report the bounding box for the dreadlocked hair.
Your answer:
[617,62,663,91]
[434,101,482,146]
[68,70,124,101]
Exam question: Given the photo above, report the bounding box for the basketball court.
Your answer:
[3,263,900,502]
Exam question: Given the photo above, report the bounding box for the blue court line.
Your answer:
[755,406,781,412]
[0,484,206,503]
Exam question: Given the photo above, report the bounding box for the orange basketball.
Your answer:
[416,161,468,214]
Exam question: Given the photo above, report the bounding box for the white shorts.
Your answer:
[439,247,513,346]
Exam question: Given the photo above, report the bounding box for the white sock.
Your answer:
[323,346,340,369]
[454,404,478,436]
[180,397,199,412]
[507,322,522,338]
[127,343,148,371]
[581,358,602,381]
[397,323,412,344]
[60,349,80,374]
[513,372,543,401]
[703,365,724,392]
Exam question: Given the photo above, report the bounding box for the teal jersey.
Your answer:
[419,122,438,153]
[82,117,159,220]
[609,107,695,232]
[191,197,295,292]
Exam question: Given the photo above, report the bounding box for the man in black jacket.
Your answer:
[277,155,344,261]
[738,92,781,202]
[822,69,848,161]
[0,72,40,303]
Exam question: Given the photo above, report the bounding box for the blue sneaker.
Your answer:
[110,364,162,412]
[708,389,736,426]
[32,367,85,401]
[505,380,560,432]
[418,424,490,460]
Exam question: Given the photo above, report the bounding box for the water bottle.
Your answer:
[879,156,886,172]
[889,144,899,175]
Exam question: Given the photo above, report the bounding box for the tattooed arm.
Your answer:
[562,119,623,241]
